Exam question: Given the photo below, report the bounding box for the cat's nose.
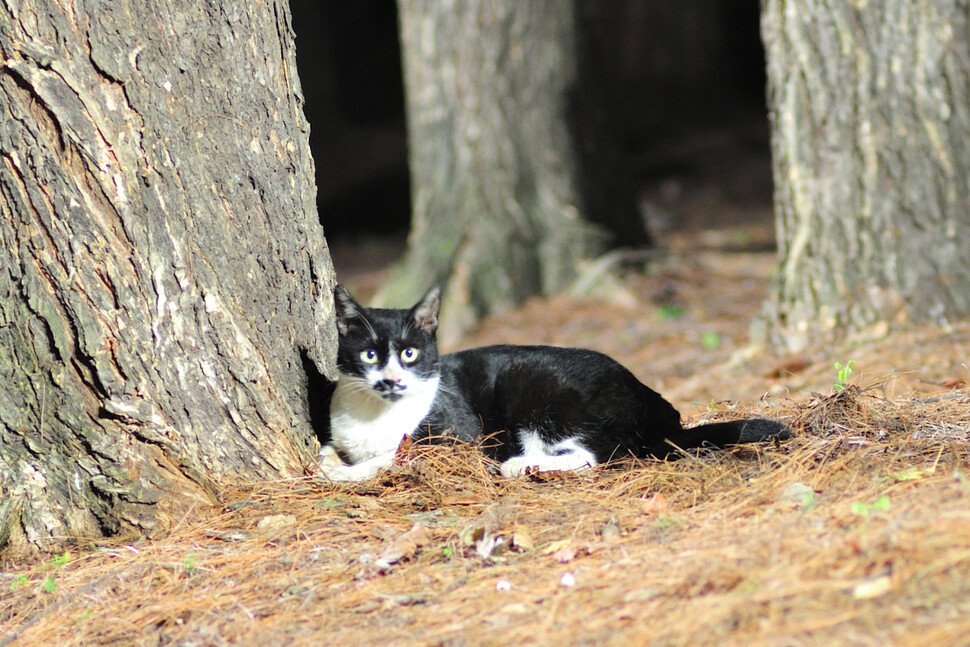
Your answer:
[377,378,406,392]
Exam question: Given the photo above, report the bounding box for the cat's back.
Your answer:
[433,344,680,450]
[440,344,648,390]
[443,343,612,372]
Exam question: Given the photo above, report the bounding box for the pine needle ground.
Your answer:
[3,387,969,646]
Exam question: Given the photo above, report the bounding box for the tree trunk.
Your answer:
[0,0,334,556]
[760,0,970,352]
[383,0,605,341]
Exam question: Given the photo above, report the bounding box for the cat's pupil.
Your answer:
[360,349,379,364]
[400,347,419,364]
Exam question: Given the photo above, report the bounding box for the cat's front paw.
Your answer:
[318,447,392,483]
[499,453,595,478]
[321,463,362,482]
[499,456,541,478]
[317,444,344,471]
[318,445,358,482]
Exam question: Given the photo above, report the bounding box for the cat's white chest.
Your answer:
[328,375,440,463]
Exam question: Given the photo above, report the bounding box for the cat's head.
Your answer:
[332,284,441,401]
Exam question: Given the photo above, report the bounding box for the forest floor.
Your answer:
[3,231,970,646]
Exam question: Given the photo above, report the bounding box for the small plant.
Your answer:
[658,304,686,320]
[800,489,816,512]
[834,360,856,391]
[181,554,197,576]
[47,552,70,593]
[10,574,29,590]
[700,331,721,350]
[851,495,890,516]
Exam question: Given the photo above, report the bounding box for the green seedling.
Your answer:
[181,554,197,576]
[37,552,71,594]
[658,304,686,320]
[800,489,816,512]
[701,331,721,349]
[851,495,890,516]
[834,360,856,391]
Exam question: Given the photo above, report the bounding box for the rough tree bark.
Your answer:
[761,0,970,352]
[0,1,334,555]
[382,0,605,340]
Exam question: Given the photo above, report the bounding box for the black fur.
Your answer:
[425,344,789,463]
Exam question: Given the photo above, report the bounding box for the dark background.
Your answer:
[289,0,771,245]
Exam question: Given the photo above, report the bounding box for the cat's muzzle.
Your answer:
[374,378,406,401]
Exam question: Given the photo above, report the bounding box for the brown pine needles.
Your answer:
[2,386,970,646]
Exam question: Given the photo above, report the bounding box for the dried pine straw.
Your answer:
[3,389,970,646]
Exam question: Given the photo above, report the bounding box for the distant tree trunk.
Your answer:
[384,0,607,340]
[0,0,334,556]
[761,1,970,352]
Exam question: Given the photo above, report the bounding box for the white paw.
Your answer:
[317,447,393,483]
[317,444,344,471]
[499,453,596,478]
[317,445,360,482]
[321,463,362,482]
[499,456,539,478]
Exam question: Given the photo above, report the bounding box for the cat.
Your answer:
[318,284,790,482]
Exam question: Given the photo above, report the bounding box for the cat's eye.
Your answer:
[400,347,419,364]
[360,349,379,364]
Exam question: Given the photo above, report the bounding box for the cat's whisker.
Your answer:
[360,316,379,343]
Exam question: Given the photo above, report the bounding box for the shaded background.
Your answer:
[289,0,773,254]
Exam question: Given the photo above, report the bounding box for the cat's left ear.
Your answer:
[333,284,363,336]
[409,286,441,334]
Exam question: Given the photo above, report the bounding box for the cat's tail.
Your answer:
[665,417,791,455]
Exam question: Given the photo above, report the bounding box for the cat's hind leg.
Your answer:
[499,430,598,478]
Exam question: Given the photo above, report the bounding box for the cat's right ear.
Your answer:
[409,286,441,334]
[333,284,362,336]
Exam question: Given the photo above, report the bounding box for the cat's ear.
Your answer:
[333,284,363,336]
[409,286,441,334]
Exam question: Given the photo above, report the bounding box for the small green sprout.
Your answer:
[851,495,890,516]
[181,554,197,576]
[834,360,856,391]
[40,552,70,594]
[658,304,686,320]
[800,489,816,512]
[701,331,721,349]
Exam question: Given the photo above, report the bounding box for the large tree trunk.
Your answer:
[0,0,334,556]
[382,0,605,341]
[761,1,970,352]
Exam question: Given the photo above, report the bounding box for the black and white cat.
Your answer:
[318,285,790,482]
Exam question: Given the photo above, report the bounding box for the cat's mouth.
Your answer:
[373,378,407,401]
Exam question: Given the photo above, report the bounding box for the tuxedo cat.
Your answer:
[318,285,790,482]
